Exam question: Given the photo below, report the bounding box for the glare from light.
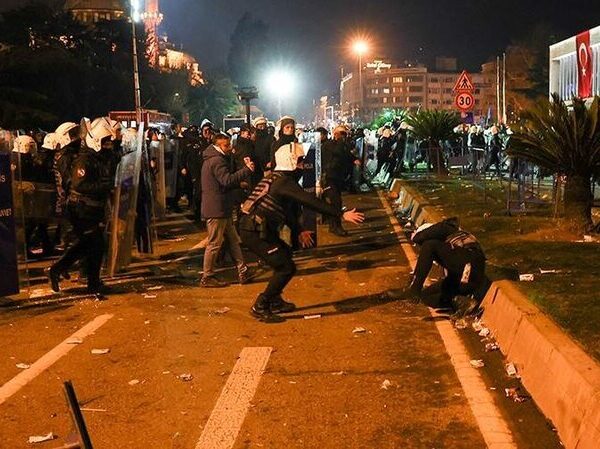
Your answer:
[266,69,296,99]
[352,40,369,56]
[131,0,141,22]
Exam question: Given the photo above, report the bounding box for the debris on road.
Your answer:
[332,371,346,376]
[505,362,519,378]
[144,320,151,325]
[505,387,529,403]
[470,359,485,368]
[162,371,171,375]
[519,274,535,282]
[381,379,392,390]
[539,269,562,275]
[478,327,491,337]
[142,294,157,299]
[80,408,107,412]
[352,327,367,334]
[28,433,56,444]
[66,338,83,345]
[178,373,193,382]
[485,342,500,352]
[146,285,164,291]
[128,379,140,386]
[91,348,110,355]
[209,307,231,316]
[304,314,321,320]
[454,319,468,330]
[16,363,30,369]
[472,319,484,332]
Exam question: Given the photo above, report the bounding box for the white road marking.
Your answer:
[0,314,114,406]
[195,347,272,449]
[377,190,517,449]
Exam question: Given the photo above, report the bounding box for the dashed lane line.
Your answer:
[195,347,272,449]
[376,190,517,449]
[0,314,114,406]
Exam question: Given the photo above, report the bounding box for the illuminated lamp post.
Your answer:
[352,40,369,122]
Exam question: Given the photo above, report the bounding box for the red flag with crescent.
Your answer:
[576,30,592,98]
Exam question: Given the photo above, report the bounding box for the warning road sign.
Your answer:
[455,92,475,111]
[453,70,474,92]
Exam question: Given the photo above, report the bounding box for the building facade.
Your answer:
[64,0,125,23]
[550,25,600,102]
[340,58,497,124]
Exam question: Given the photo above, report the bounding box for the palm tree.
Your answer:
[405,110,461,175]
[508,94,600,232]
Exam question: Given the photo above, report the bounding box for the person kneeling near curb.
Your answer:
[239,116,365,322]
[408,217,491,314]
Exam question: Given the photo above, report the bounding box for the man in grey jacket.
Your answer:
[201,133,255,287]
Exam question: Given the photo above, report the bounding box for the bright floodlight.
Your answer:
[266,69,295,99]
[352,40,369,56]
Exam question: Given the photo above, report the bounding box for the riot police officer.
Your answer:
[239,120,365,321]
[46,120,116,296]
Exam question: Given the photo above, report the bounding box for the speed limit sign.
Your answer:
[455,92,474,111]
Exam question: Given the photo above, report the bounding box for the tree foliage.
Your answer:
[508,94,600,231]
[186,72,239,127]
[227,12,270,88]
[405,110,461,144]
[369,109,408,130]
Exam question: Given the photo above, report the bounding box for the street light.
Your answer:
[266,69,296,118]
[130,0,142,124]
[351,39,369,123]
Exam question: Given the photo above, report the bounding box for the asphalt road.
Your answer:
[0,192,561,448]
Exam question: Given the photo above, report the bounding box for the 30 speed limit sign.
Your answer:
[455,92,474,111]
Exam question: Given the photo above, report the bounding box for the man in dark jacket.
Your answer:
[239,128,365,321]
[409,217,491,312]
[200,133,254,287]
[322,126,360,236]
[253,117,274,172]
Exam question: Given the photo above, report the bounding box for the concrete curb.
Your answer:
[389,179,600,449]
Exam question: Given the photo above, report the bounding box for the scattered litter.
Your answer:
[470,359,485,368]
[16,363,30,370]
[519,274,535,282]
[80,408,107,412]
[352,327,367,334]
[166,237,187,242]
[454,319,468,330]
[505,363,519,377]
[304,314,321,320]
[162,371,171,375]
[142,294,157,299]
[505,387,529,403]
[209,307,231,316]
[583,235,593,243]
[472,320,484,332]
[490,387,497,391]
[128,379,140,386]
[144,320,151,325]
[485,342,500,352]
[478,328,491,338]
[289,381,297,384]
[483,212,491,219]
[358,283,366,287]
[332,371,346,376]
[66,338,83,345]
[28,433,56,444]
[178,373,193,382]
[91,348,110,355]
[381,379,392,390]
[146,286,164,291]
[539,269,562,275]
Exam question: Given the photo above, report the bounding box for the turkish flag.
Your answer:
[576,30,593,98]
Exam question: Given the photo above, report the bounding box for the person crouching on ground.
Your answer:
[408,217,491,315]
[239,116,365,322]
[200,132,255,288]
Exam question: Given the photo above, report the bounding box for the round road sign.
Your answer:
[455,92,475,111]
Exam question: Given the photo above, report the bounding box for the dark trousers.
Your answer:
[240,228,296,301]
[53,206,105,289]
[323,180,343,230]
[413,240,488,301]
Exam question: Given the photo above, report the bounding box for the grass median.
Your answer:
[399,177,600,362]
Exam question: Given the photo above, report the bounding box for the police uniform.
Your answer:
[239,171,344,318]
[49,148,113,293]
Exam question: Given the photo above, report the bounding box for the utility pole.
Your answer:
[130,1,142,125]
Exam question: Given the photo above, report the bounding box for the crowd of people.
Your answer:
[1,112,500,320]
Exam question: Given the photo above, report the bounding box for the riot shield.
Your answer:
[0,148,19,297]
[107,124,145,276]
[301,132,322,246]
[148,139,166,218]
[163,137,179,202]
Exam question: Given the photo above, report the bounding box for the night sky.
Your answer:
[2,0,600,118]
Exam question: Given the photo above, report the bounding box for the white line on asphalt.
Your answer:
[0,314,114,406]
[195,347,272,449]
[377,190,517,449]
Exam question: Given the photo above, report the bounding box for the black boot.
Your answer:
[250,295,284,323]
[271,295,297,314]
[45,266,61,292]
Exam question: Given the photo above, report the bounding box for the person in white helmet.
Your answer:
[46,120,116,296]
[53,122,81,217]
[239,116,365,322]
